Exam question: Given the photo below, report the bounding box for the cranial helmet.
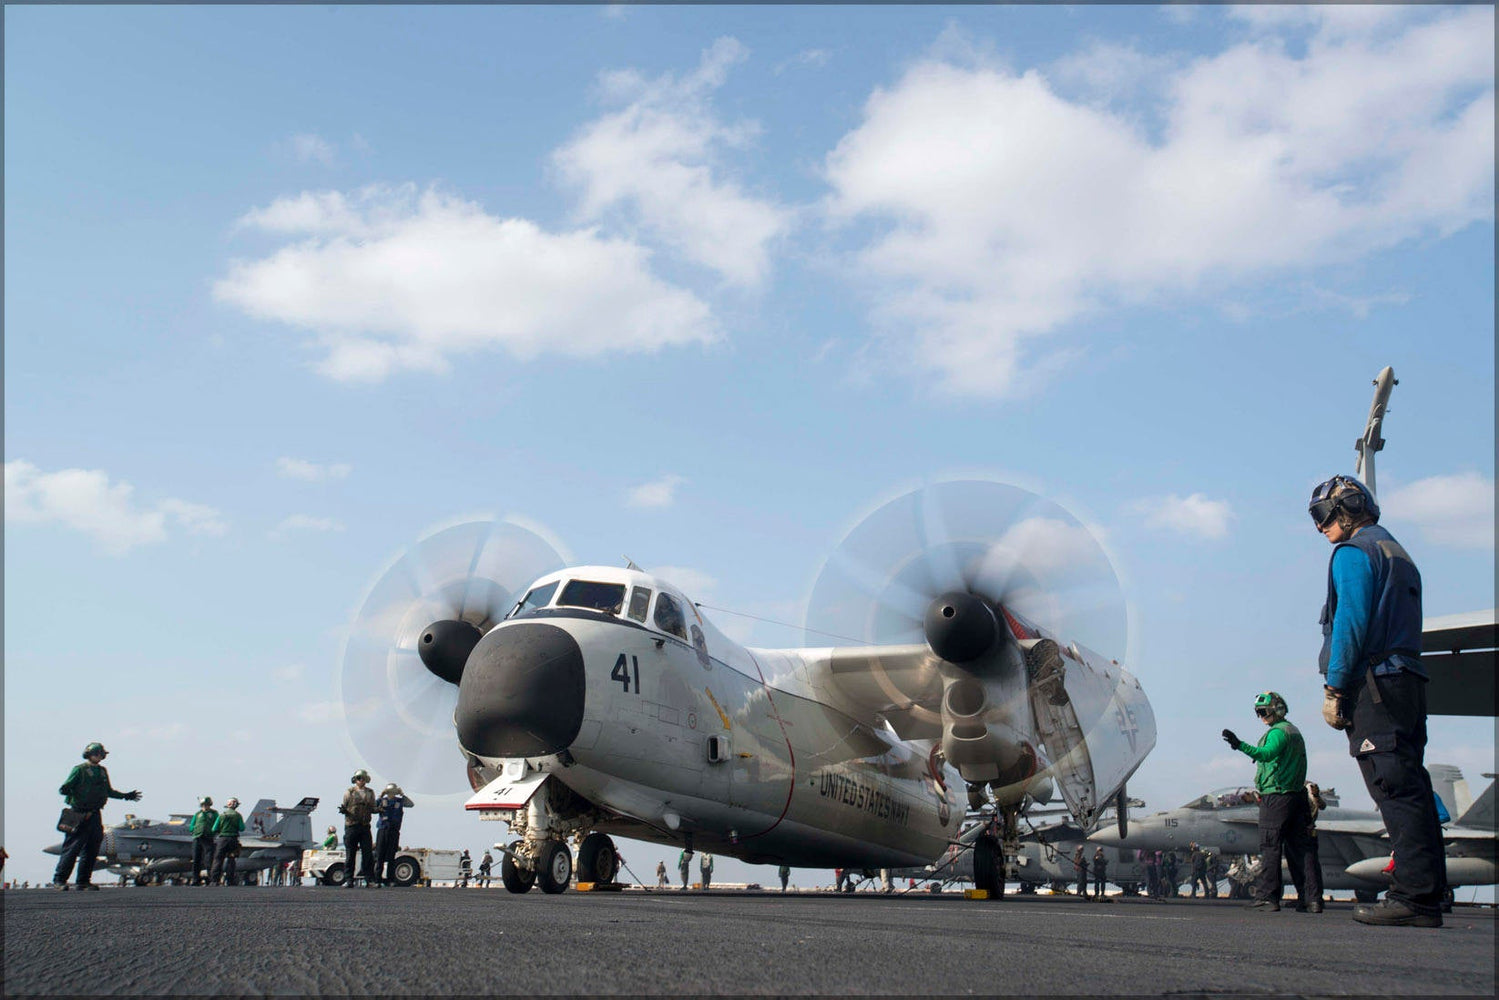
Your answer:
[382,783,403,798]
[328,826,337,834]
[83,742,107,759]
[226,797,240,808]
[1254,691,1288,721]
[199,796,213,807]
[352,769,371,782]
[1309,475,1379,530]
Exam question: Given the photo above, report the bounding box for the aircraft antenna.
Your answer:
[1355,366,1397,498]
[624,557,642,570]
[693,602,866,646]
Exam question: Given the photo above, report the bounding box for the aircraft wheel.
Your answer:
[392,856,421,888]
[973,834,1002,898]
[1354,888,1380,904]
[500,842,535,894]
[577,833,617,884]
[1019,881,1037,895]
[323,863,347,886]
[536,840,573,894]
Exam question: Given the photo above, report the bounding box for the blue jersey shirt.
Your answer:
[376,794,411,831]
[1325,544,1423,690]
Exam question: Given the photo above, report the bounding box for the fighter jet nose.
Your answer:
[455,622,585,759]
[1087,827,1121,846]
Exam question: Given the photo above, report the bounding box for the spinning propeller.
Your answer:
[805,479,1137,819]
[338,518,569,797]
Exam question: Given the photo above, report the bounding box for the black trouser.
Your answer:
[1163,866,1178,896]
[1093,866,1107,897]
[192,835,215,883]
[53,810,104,885]
[210,836,240,885]
[345,823,374,885]
[1255,792,1320,904]
[375,824,401,885]
[1349,670,1447,914]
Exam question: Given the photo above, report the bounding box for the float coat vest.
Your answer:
[1319,524,1424,682]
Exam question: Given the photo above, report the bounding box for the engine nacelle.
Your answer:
[924,591,998,664]
[418,619,482,685]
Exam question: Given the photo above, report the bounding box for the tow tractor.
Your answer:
[300,846,463,887]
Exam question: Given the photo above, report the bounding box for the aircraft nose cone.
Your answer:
[456,622,585,758]
[1087,826,1122,846]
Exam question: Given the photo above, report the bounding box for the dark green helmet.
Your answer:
[83,742,107,759]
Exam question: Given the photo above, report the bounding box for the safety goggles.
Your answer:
[1309,496,1340,530]
[1254,706,1272,718]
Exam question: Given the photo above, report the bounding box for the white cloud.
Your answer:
[290,133,336,166]
[626,474,686,509]
[272,664,305,683]
[4,460,227,555]
[1383,472,1495,550]
[823,9,1494,397]
[276,456,352,482]
[216,183,717,382]
[554,37,794,288]
[1134,493,1235,540]
[649,565,717,600]
[270,514,345,538]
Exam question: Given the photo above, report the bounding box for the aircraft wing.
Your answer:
[1423,609,1496,718]
[820,644,945,740]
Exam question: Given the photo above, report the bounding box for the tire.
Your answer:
[973,834,1001,898]
[501,842,535,894]
[392,856,421,888]
[536,840,573,894]
[576,833,618,884]
[323,863,347,886]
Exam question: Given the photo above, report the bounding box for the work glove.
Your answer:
[126,790,142,801]
[338,805,348,815]
[1221,729,1240,750]
[1322,686,1352,731]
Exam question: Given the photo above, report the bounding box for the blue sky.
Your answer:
[5,5,1494,890]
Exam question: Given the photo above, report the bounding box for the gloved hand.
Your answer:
[1322,686,1352,731]
[1221,729,1240,750]
[126,790,142,801]
[338,805,348,815]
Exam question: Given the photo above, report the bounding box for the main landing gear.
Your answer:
[972,804,1020,899]
[500,831,620,895]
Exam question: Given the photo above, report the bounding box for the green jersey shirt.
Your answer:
[214,808,245,837]
[1236,721,1308,795]
[190,808,219,837]
[59,763,130,811]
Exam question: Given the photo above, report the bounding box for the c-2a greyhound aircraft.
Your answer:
[340,480,1156,895]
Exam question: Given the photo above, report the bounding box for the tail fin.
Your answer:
[1454,779,1495,831]
[245,799,277,837]
[1427,763,1471,822]
[260,796,320,846]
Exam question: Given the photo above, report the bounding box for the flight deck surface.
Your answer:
[4,887,1494,996]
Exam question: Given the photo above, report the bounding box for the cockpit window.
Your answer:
[627,587,652,623]
[509,581,558,618]
[654,593,687,640]
[557,580,626,615]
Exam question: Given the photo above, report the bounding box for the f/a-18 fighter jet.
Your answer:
[339,479,1157,895]
[46,797,319,885]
